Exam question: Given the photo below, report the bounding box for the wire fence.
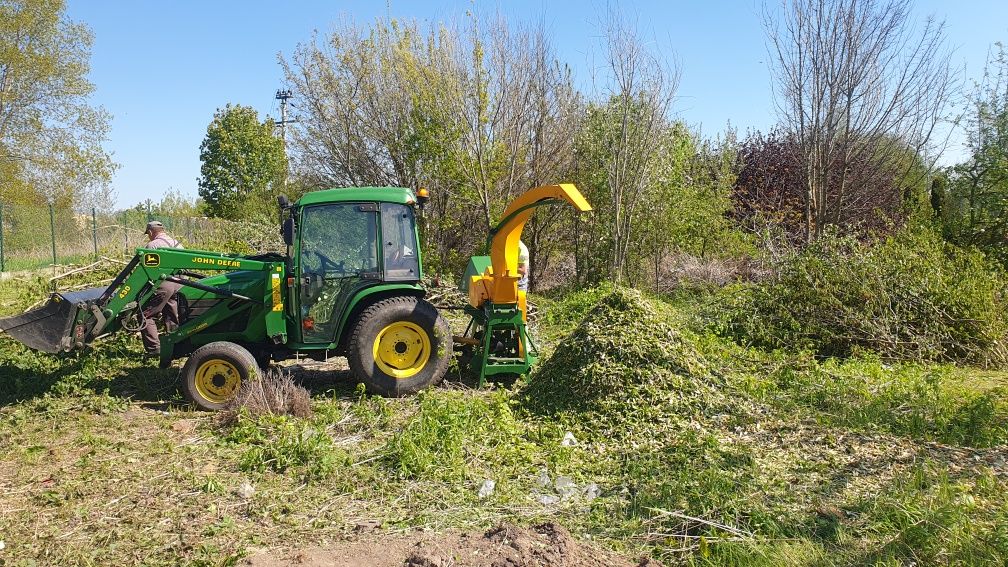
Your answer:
[0,201,280,274]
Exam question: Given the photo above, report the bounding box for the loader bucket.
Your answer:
[0,287,105,353]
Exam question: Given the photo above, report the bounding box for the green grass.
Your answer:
[1,278,1007,565]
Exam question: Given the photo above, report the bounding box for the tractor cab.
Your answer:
[279,187,426,347]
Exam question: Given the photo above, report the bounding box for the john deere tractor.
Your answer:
[0,184,591,410]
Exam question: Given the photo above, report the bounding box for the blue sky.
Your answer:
[65,1,1008,208]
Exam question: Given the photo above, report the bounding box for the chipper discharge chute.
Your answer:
[0,287,107,354]
[457,183,592,385]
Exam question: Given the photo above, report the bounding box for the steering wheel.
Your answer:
[313,251,345,274]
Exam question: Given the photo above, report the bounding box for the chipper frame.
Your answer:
[457,183,592,385]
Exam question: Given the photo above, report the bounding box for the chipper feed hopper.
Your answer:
[0,184,590,410]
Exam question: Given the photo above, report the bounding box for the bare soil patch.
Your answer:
[242,522,644,567]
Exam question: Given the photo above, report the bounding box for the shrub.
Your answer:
[218,367,312,425]
[716,228,1008,365]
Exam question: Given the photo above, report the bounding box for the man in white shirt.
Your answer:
[141,221,183,355]
[517,240,529,291]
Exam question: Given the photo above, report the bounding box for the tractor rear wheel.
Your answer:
[347,296,451,396]
[180,341,259,411]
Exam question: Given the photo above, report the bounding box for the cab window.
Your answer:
[298,203,378,343]
[381,204,420,281]
[300,204,378,276]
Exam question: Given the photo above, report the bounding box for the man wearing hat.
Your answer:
[141,221,183,355]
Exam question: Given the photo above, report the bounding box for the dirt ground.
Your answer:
[242,523,655,567]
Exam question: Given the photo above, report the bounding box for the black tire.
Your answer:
[180,341,259,411]
[347,296,451,396]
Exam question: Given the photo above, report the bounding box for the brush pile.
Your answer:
[218,366,312,425]
[523,288,755,440]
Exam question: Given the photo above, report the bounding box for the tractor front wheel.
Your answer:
[348,296,451,396]
[180,341,259,411]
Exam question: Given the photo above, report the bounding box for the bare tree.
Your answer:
[600,9,679,281]
[764,0,954,240]
[280,15,578,277]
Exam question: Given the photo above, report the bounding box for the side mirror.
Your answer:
[277,194,291,209]
[282,216,294,246]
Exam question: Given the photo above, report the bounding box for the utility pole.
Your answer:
[274,89,294,149]
[274,89,297,192]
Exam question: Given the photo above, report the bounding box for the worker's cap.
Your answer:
[144,221,164,234]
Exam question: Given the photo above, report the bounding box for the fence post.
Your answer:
[92,207,99,258]
[49,203,57,269]
[0,201,5,273]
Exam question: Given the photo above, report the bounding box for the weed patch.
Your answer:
[852,464,1008,564]
[225,413,349,479]
[384,389,533,482]
[700,343,1008,447]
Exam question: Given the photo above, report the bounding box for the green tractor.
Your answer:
[0,187,451,409]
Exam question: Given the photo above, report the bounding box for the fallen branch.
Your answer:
[50,259,106,283]
[643,507,754,539]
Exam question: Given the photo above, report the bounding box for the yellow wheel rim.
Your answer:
[194,359,241,404]
[372,321,431,379]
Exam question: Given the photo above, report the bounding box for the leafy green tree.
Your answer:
[943,43,1008,265]
[198,104,287,219]
[0,0,116,209]
[152,188,202,217]
[571,100,743,287]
